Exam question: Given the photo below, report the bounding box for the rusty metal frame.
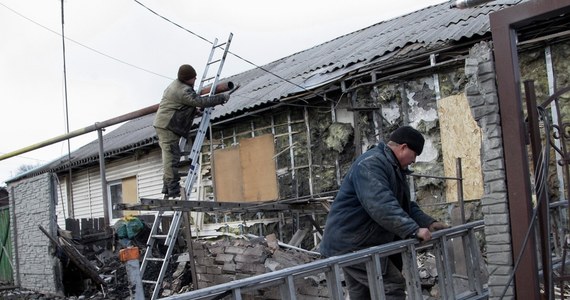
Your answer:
[490,0,570,299]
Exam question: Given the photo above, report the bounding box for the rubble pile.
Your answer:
[164,233,326,299]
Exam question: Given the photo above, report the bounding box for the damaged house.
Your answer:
[3,0,570,299]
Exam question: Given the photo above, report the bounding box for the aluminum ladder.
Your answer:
[140,33,233,300]
[159,221,487,300]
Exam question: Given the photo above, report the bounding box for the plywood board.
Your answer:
[122,176,139,216]
[438,95,483,202]
[240,134,278,202]
[213,146,244,202]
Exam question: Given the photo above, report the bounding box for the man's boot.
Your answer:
[167,180,181,198]
[161,180,168,195]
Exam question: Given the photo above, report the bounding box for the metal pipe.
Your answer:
[97,128,109,226]
[456,158,465,224]
[0,82,234,162]
[199,81,235,95]
[450,0,494,9]
[0,104,159,162]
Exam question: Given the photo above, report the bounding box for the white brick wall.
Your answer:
[9,173,62,295]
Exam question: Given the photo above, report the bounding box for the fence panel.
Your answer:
[0,206,13,283]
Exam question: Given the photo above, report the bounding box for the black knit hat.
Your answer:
[389,126,425,155]
[177,64,197,82]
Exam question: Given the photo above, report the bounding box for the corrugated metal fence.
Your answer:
[0,206,13,283]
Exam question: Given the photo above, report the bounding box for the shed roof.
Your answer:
[12,0,523,180]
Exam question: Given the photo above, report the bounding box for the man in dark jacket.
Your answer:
[153,64,229,198]
[320,125,448,300]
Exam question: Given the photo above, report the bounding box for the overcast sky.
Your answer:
[0,0,447,186]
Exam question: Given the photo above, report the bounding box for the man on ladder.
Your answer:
[153,64,230,198]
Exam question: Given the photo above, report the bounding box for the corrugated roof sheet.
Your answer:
[14,0,523,180]
[214,0,522,118]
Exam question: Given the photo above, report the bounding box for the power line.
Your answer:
[133,0,334,103]
[0,0,335,102]
[0,152,48,163]
[0,1,173,80]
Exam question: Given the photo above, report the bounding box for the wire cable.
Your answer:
[133,0,336,103]
[0,1,172,80]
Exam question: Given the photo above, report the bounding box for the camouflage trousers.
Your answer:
[155,127,182,196]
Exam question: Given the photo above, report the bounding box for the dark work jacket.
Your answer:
[319,142,435,258]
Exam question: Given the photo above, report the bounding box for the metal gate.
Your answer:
[0,206,13,283]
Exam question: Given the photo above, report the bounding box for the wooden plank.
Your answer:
[438,95,483,202]
[38,225,105,286]
[240,134,278,202]
[214,146,243,202]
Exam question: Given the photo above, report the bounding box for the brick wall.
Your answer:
[8,173,63,295]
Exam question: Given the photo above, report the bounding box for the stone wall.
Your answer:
[465,41,514,299]
[8,173,62,295]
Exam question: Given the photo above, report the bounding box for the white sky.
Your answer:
[0,0,447,186]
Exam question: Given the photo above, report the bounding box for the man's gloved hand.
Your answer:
[428,221,449,232]
[416,228,432,242]
[222,93,230,103]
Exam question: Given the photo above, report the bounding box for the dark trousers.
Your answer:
[342,259,406,300]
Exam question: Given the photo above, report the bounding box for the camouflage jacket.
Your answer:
[153,79,226,137]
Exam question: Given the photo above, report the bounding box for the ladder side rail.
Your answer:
[186,108,213,170]
[441,237,457,300]
[207,33,232,97]
[187,33,233,163]
[366,253,386,299]
[464,228,484,295]
[325,263,344,300]
[183,34,233,197]
[401,244,423,300]
[140,211,164,276]
[232,288,243,300]
[434,239,451,300]
[150,218,181,300]
[177,37,219,156]
[164,211,183,246]
[195,37,219,94]
[280,275,297,300]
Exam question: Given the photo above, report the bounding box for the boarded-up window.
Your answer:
[214,134,278,202]
[438,94,484,201]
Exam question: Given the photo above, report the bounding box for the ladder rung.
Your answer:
[142,280,158,285]
[206,59,221,65]
[203,76,216,82]
[214,42,227,48]
[152,234,168,239]
[145,257,165,262]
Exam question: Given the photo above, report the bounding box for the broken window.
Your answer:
[108,176,138,219]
